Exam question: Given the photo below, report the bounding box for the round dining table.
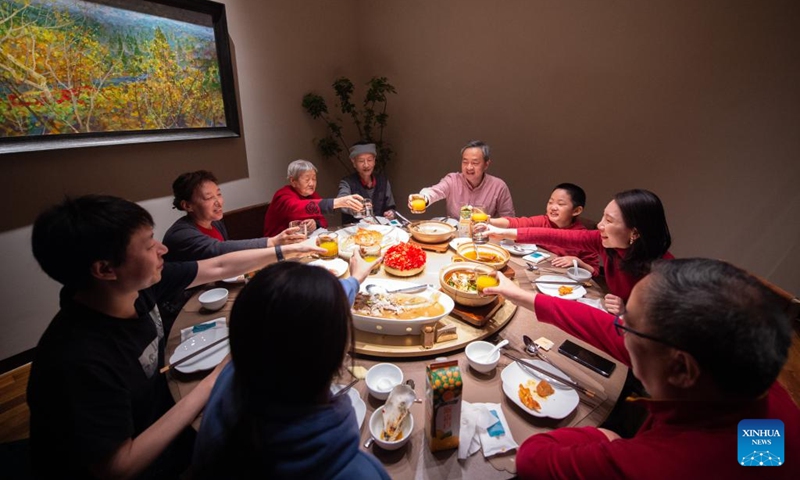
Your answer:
[165,230,628,479]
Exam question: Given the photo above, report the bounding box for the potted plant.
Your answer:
[302,76,396,174]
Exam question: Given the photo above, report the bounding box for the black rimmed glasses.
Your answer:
[613,315,679,349]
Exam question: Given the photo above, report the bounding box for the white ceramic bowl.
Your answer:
[369,407,414,450]
[198,288,229,311]
[352,279,455,335]
[439,262,498,307]
[408,220,456,244]
[566,267,592,282]
[365,363,404,400]
[465,340,500,373]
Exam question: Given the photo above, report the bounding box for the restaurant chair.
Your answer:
[223,202,269,240]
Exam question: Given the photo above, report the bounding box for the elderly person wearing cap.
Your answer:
[337,142,397,224]
[263,159,365,237]
[409,140,515,219]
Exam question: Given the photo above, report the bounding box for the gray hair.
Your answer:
[645,258,791,399]
[461,140,491,161]
[287,159,317,180]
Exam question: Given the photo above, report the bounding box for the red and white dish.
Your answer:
[383,242,426,277]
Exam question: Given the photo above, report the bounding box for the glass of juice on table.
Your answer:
[410,194,427,214]
[476,274,499,296]
[316,232,339,260]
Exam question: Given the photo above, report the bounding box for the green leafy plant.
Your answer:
[302,76,396,173]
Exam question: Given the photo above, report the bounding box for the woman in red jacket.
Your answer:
[484,188,672,315]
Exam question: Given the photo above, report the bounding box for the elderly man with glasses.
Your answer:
[484,258,799,479]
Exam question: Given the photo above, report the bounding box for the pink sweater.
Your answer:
[421,172,515,220]
[505,215,600,274]
[515,228,673,301]
[517,295,800,480]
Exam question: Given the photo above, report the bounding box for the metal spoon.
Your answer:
[523,335,554,365]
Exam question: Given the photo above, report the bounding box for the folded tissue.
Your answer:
[459,402,518,459]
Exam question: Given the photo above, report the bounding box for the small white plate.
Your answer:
[500,240,538,256]
[169,326,230,374]
[501,361,579,419]
[309,258,348,277]
[331,384,366,429]
[534,274,587,300]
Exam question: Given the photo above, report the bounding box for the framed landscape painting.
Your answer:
[0,0,240,154]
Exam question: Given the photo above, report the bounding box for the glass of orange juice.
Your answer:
[359,245,382,274]
[316,232,339,260]
[471,205,489,223]
[476,273,499,296]
[409,194,427,214]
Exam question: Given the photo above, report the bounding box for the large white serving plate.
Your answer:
[352,278,454,335]
[338,225,409,259]
[534,274,587,300]
[500,360,579,419]
[331,384,366,429]
[169,324,229,374]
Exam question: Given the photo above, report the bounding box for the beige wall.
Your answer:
[1,0,798,362]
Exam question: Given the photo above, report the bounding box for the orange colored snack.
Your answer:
[518,384,541,411]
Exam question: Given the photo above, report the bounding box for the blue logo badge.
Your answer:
[738,419,784,466]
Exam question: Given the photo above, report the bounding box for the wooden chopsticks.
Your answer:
[160,335,229,374]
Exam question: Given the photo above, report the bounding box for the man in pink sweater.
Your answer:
[485,258,799,479]
[408,140,515,219]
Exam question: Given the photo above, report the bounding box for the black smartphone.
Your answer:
[557,339,617,378]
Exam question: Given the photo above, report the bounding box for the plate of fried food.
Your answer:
[500,360,579,419]
[534,274,587,300]
[338,225,409,259]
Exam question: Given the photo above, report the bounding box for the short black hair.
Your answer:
[31,195,154,289]
[552,183,586,209]
[171,170,218,211]
[645,258,791,398]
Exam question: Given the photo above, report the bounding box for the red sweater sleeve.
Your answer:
[516,427,622,479]
[533,295,630,366]
[516,227,603,256]
[506,215,550,228]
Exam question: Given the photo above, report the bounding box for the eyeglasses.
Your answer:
[613,315,679,349]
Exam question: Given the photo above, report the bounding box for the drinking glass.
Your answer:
[316,232,339,260]
[409,194,427,214]
[476,273,499,297]
[289,220,307,237]
[472,221,489,245]
[359,244,382,274]
[470,205,489,223]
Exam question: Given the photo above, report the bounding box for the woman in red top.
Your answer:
[485,189,672,314]
[490,183,599,274]
[263,160,365,237]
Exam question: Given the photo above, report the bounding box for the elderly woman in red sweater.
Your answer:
[484,189,672,315]
[263,160,366,237]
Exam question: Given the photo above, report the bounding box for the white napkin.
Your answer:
[180,318,226,342]
[577,297,607,312]
[459,401,518,459]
